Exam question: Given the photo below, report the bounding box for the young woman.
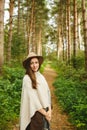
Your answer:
[20,52,52,130]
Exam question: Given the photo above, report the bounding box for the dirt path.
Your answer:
[43,65,76,130]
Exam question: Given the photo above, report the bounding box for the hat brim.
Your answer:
[23,56,44,69]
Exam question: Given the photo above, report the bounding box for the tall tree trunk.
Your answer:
[17,0,21,35]
[56,10,59,60]
[26,0,30,54]
[7,0,14,63]
[37,24,42,55]
[73,0,77,68]
[61,19,64,61]
[65,2,68,61]
[77,17,82,50]
[32,5,36,52]
[28,0,34,53]
[0,0,4,70]
[61,1,64,61]
[56,17,59,59]
[82,0,87,71]
[57,27,62,60]
[57,1,62,60]
[67,0,71,64]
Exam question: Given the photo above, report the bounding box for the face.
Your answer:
[30,58,39,72]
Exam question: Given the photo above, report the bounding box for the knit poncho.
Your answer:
[20,71,51,130]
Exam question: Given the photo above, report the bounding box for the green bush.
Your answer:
[53,62,87,130]
[71,51,85,70]
[0,66,24,129]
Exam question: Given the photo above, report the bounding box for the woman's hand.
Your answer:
[38,107,52,122]
[45,110,51,122]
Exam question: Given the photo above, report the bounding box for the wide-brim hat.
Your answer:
[23,52,44,69]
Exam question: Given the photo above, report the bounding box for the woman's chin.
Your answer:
[33,69,38,72]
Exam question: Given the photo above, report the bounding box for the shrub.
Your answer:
[53,63,87,130]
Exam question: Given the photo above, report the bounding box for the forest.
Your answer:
[0,0,87,130]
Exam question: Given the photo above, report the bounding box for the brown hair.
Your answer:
[25,58,40,89]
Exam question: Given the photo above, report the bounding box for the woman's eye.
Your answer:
[30,61,38,64]
[35,62,39,64]
[30,62,33,65]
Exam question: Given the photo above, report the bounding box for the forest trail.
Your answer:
[13,65,76,130]
[43,65,76,130]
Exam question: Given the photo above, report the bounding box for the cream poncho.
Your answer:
[20,71,51,130]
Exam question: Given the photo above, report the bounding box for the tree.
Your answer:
[27,0,35,53]
[67,0,71,64]
[7,0,14,63]
[73,0,78,68]
[82,0,87,71]
[0,0,5,70]
[17,0,21,35]
[57,1,63,60]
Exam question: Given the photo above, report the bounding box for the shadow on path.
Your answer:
[43,65,76,130]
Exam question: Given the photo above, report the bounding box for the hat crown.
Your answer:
[27,52,37,58]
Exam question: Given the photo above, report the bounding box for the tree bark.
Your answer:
[77,17,82,50]
[73,0,78,68]
[57,1,62,60]
[67,0,71,64]
[17,0,21,35]
[82,0,87,71]
[7,0,14,63]
[65,2,68,61]
[0,0,4,70]
[28,0,35,53]
[37,24,42,55]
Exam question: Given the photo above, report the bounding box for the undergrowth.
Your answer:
[51,61,87,130]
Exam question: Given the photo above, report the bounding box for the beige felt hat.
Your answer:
[23,52,44,69]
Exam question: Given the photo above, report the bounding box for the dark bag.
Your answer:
[26,111,43,130]
[43,107,50,130]
[26,108,50,130]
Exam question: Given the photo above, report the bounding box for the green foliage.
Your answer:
[71,51,85,70]
[52,61,87,130]
[0,66,24,129]
[12,33,26,61]
[40,60,48,73]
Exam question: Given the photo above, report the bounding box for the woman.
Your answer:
[20,52,52,130]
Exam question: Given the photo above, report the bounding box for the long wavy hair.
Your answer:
[25,58,40,89]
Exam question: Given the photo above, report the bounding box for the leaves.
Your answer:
[0,66,24,129]
[53,63,87,130]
